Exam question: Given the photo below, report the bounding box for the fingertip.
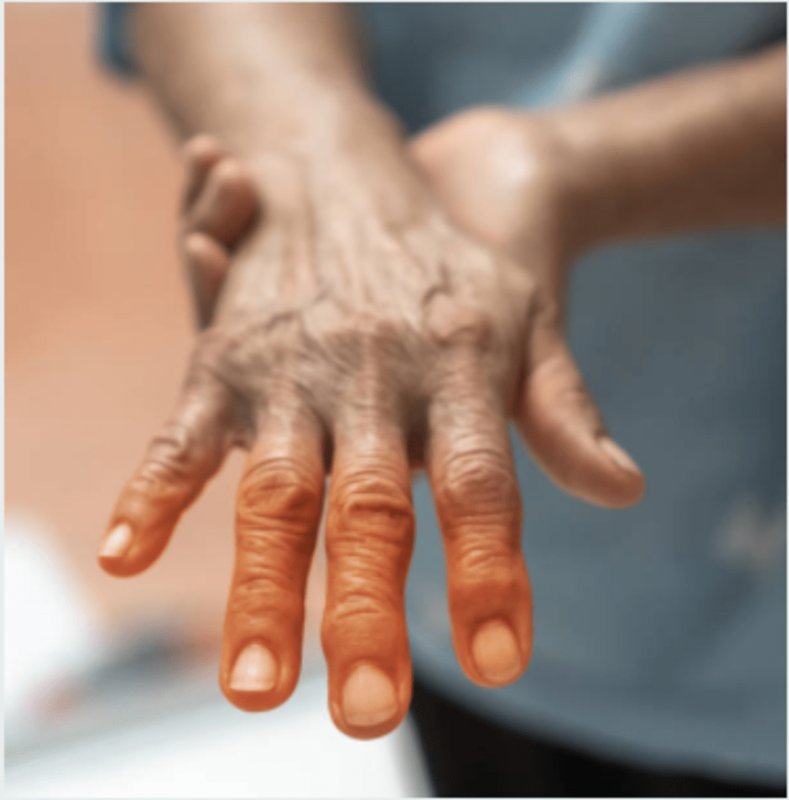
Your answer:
[329,664,408,740]
[99,521,133,559]
[187,158,260,247]
[97,524,166,578]
[97,522,139,577]
[229,642,279,692]
[183,230,229,279]
[221,685,287,714]
[220,642,296,713]
[470,619,525,687]
[212,157,246,187]
[603,476,646,509]
[182,135,227,212]
[515,412,646,510]
[592,437,646,508]
[99,482,190,578]
[341,664,398,726]
[97,553,137,578]
[182,134,224,167]
[598,437,642,478]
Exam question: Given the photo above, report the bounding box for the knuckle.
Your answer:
[228,572,303,622]
[188,329,234,375]
[326,313,412,364]
[179,334,241,404]
[213,157,244,187]
[331,473,415,543]
[236,521,315,565]
[350,313,408,344]
[322,589,397,638]
[425,294,496,350]
[183,230,212,259]
[453,533,520,580]
[438,449,520,520]
[185,133,219,158]
[450,566,525,615]
[533,356,603,432]
[237,458,322,531]
[131,421,209,494]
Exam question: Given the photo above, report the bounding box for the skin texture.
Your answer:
[98,4,785,739]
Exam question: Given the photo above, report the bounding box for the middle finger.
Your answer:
[323,399,415,739]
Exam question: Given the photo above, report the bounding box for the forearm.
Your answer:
[550,43,786,251]
[131,3,406,167]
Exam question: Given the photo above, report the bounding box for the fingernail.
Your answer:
[599,437,640,475]
[230,643,278,692]
[99,523,133,559]
[341,665,398,727]
[472,619,522,684]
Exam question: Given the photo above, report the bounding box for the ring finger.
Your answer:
[427,357,532,687]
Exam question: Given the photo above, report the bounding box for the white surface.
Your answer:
[4,512,105,728]
[5,674,432,798]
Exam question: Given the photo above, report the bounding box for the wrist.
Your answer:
[227,80,407,161]
[481,108,607,260]
[132,3,410,167]
[539,108,629,255]
[240,99,436,230]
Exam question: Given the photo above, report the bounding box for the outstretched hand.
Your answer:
[182,111,645,503]
[99,109,644,740]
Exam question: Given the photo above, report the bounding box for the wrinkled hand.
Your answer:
[99,111,644,739]
[182,111,645,504]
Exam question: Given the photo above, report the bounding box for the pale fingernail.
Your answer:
[230,643,278,692]
[599,437,640,475]
[99,523,133,559]
[471,619,522,685]
[341,665,398,728]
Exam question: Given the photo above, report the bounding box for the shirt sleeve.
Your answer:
[96,3,137,78]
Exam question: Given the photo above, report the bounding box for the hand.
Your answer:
[183,111,646,503]
[99,113,644,740]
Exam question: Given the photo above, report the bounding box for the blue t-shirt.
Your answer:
[100,2,787,783]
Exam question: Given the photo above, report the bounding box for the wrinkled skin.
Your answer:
[100,108,644,739]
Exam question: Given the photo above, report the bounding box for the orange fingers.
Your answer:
[322,405,415,740]
[518,325,645,508]
[428,362,532,688]
[98,363,240,577]
[220,398,325,712]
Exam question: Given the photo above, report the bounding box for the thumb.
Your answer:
[516,326,645,508]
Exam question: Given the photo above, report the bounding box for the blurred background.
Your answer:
[5,4,429,796]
